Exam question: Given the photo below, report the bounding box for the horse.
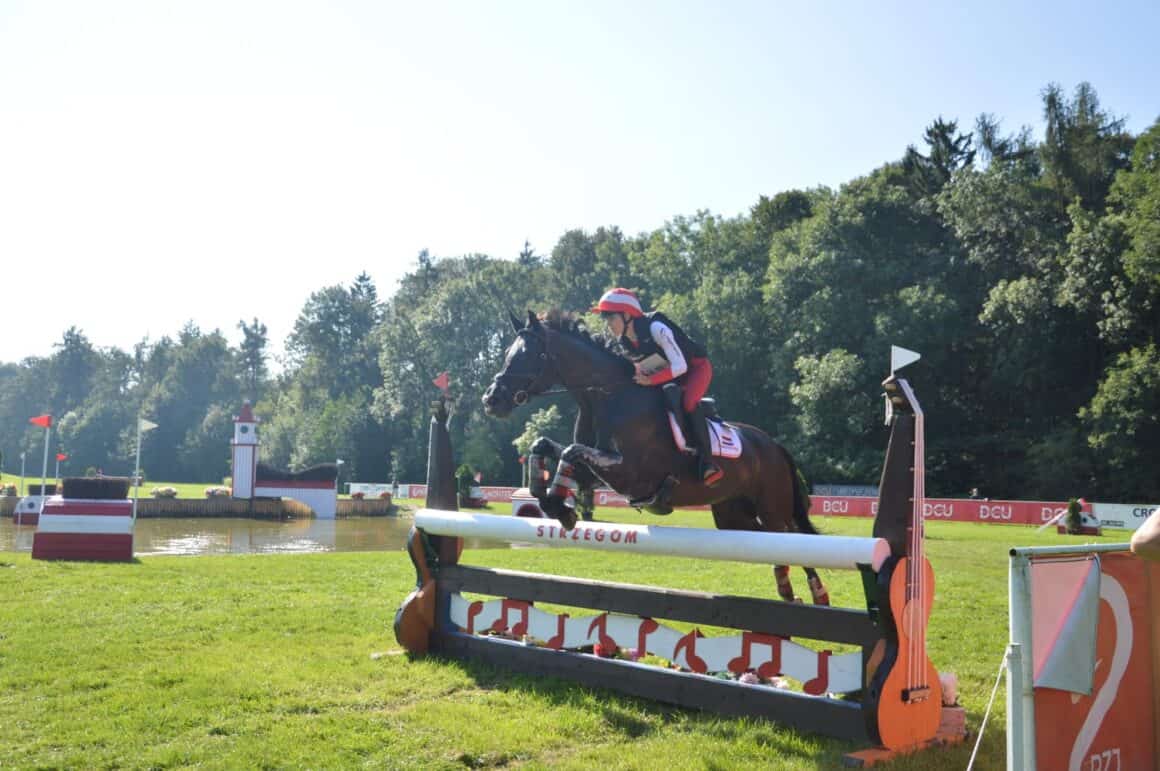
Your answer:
[481,310,830,606]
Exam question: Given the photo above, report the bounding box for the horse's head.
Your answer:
[482,311,557,417]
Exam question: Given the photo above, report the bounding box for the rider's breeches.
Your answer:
[678,357,712,412]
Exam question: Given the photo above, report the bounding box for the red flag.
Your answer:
[56,452,68,462]
[29,414,52,428]
[432,371,450,393]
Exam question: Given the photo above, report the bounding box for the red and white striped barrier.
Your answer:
[415,509,890,571]
[32,497,134,561]
[510,488,546,518]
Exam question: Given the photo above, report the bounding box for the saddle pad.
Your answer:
[707,420,743,459]
[666,413,743,459]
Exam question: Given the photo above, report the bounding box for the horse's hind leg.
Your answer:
[803,567,830,606]
[712,499,801,602]
[772,565,797,603]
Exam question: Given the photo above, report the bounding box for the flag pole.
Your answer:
[40,425,51,512]
[133,419,143,521]
[20,451,26,496]
[133,417,159,522]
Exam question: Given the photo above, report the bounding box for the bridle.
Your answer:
[490,328,559,406]
[490,327,634,405]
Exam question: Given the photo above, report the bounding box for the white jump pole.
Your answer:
[415,509,891,572]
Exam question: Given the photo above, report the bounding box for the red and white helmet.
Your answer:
[590,288,643,318]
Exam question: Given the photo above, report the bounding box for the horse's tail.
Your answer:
[784,448,818,536]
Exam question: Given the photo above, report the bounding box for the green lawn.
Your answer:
[0,507,1131,769]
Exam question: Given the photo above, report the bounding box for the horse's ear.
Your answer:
[526,310,541,329]
[508,311,523,333]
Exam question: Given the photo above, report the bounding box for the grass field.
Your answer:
[0,504,1132,769]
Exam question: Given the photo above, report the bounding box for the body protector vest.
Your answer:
[618,311,708,365]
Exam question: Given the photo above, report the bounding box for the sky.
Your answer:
[1,0,1157,367]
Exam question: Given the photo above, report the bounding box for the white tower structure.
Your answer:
[231,401,259,499]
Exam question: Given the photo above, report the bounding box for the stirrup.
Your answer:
[701,462,723,487]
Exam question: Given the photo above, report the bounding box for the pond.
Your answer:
[0,514,427,556]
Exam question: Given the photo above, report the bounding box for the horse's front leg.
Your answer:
[534,443,625,530]
[560,442,623,479]
[526,436,565,500]
[529,436,564,461]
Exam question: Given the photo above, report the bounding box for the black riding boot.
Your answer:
[690,405,723,487]
[662,383,695,456]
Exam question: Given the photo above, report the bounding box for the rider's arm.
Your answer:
[645,320,687,385]
[1131,508,1160,562]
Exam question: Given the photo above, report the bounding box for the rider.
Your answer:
[591,288,723,486]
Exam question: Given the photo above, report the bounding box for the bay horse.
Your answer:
[481,311,830,605]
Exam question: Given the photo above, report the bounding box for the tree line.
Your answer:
[1,82,1156,501]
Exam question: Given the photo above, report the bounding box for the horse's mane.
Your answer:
[539,310,634,375]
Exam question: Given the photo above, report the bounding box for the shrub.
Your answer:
[455,464,475,497]
[204,486,231,498]
[1066,497,1083,534]
[378,491,391,500]
[351,492,365,500]
[1,484,16,497]
[62,477,130,500]
[151,486,178,499]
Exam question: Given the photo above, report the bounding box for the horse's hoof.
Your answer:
[541,495,577,530]
[555,510,578,530]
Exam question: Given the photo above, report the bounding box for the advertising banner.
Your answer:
[1092,503,1159,532]
[395,483,1143,531]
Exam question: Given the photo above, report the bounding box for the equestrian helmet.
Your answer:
[591,288,643,318]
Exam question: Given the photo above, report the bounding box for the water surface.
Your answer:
[1,515,421,556]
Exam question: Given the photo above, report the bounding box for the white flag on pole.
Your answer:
[890,345,922,374]
[139,418,158,432]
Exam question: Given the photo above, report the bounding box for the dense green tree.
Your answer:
[902,117,976,196]
[237,318,268,401]
[1081,345,1160,499]
[48,328,100,415]
[1040,82,1134,213]
[751,190,815,245]
[140,326,239,481]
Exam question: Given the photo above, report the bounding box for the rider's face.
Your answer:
[602,313,626,337]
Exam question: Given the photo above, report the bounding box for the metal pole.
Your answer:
[1006,643,1025,771]
[20,452,25,496]
[1010,543,1130,558]
[1008,553,1036,771]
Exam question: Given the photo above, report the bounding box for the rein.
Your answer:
[501,327,634,402]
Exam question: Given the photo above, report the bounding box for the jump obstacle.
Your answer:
[396,364,964,760]
[230,401,339,517]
